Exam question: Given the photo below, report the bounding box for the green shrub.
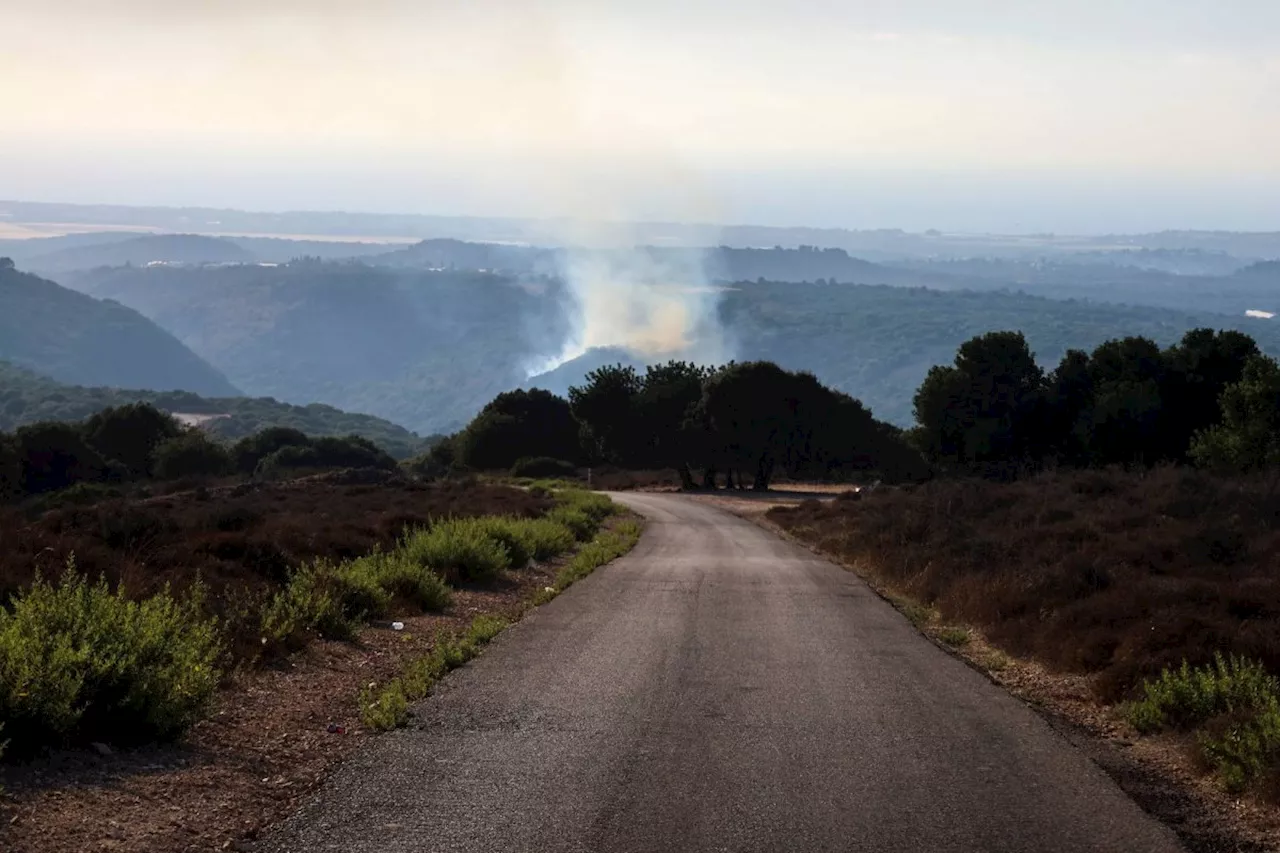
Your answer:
[471,516,576,567]
[1199,701,1280,792]
[359,679,409,731]
[514,518,577,561]
[527,478,579,492]
[1125,654,1279,734]
[401,520,511,583]
[472,517,533,568]
[0,566,221,753]
[345,549,452,612]
[261,559,389,650]
[552,518,642,590]
[547,505,596,541]
[557,488,616,522]
[465,614,509,645]
[510,457,578,479]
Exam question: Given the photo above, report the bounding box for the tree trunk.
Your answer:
[725,469,736,489]
[678,463,696,491]
[702,467,717,490]
[753,458,773,491]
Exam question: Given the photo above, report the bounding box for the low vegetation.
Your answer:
[363,515,640,730]
[0,402,400,504]
[1126,656,1280,793]
[0,360,430,459]
[0,470,635,757]
[0,568,222,755]
[770,467,1280,799]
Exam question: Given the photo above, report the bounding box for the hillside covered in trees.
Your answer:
[57,259,1280,433]
[0,361,429,459]
[0,260,239,396]
[61,262,569,434]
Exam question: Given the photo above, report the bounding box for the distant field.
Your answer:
[0,221,161,240]
[0,220,419,245]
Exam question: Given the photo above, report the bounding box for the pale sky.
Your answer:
[1,0,1278,232]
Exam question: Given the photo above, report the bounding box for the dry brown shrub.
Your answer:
[769,466,1280,701]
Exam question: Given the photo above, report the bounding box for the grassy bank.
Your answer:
[361,514,642,731]
[768,467,1280,800]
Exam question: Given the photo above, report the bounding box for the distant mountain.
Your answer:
[25,233,255,273]
[0,263,240,396]
[373,240,929,288]
[0,231,139,264]
[55,256,1280,434]
[375,238,555,273]
[61,261,571,435]
[0,360,430,459]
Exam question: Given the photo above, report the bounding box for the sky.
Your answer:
[1,0,1278,233]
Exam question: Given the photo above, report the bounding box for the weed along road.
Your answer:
[265,493,1185,853]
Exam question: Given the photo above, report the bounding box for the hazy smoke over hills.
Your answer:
[528,234,731,376]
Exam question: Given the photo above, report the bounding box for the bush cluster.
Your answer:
[0,566,222,754]
[1,482,613,755]
[1126,655,1280,793]
[0,404,403,505]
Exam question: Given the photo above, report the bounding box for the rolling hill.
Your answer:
[23,233,255,273]
[61,262,570,434]
[58,257,1280,433]
[0,262,240,396]
[0,361,430,458]
[530,282,1280,426]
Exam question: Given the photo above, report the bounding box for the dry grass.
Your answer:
[768,467,1280,703]
[0,473,551,607]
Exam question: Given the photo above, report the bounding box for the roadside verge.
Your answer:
[0,496,643,853]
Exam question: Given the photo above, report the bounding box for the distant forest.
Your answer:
[54,259,1280,433]
[0,361,429,459]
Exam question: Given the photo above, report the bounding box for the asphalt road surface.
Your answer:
[265,492,1185,853]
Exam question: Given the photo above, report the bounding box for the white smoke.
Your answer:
[524,224,731,376]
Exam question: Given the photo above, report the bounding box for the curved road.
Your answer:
[265,492,1184,853]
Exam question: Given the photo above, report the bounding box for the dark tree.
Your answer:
[568,365,643,465]
[406,435,459,479]
[14,421,106,494]
[151,431,233,479]
[232,426,311,473]
[456,389,579,471]
[634,361,711,487]
[1159,328,1259,461]
[1083,336,1166,466]
[1042,349,1094,465]
[0,432,20,500]
[256,434,396,475]
[1191,354,1280,475]
[912,331,1046,473]
[82,402,182,478]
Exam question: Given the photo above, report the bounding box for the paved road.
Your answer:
[265,493,1184,853]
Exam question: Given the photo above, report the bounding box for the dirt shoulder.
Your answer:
[0,514,640,853]
[692,488,1280,853]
